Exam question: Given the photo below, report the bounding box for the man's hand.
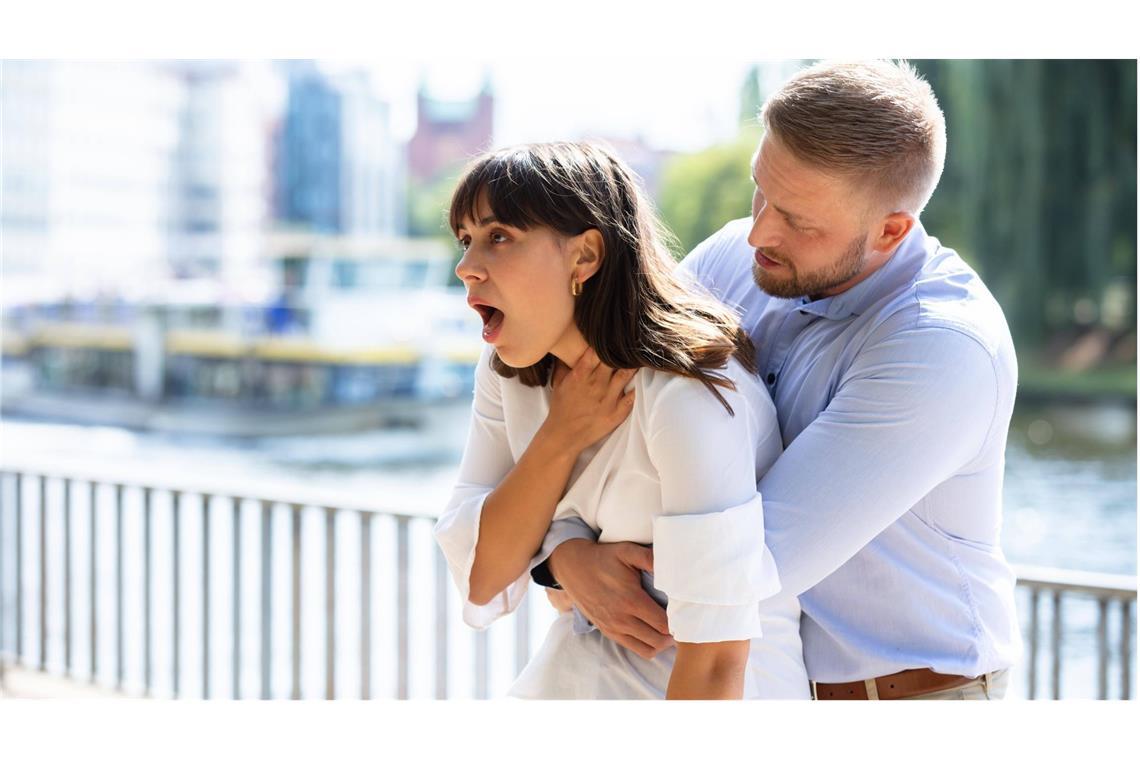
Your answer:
[547,538,674,659]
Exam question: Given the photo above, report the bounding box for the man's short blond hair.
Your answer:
[761,59,947,216]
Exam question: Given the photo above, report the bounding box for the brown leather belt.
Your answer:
[811,668,982,700]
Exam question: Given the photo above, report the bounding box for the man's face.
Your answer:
[748,135,875,299]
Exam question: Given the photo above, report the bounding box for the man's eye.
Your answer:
[490,232,508,244]
[457,237,470,251]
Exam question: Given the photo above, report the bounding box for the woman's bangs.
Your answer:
[448,153,546,234]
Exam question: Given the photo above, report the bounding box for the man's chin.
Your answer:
[752,263,803,299]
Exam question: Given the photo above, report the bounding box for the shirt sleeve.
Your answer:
[646,373,782,643]
[432,348,532,630]
[758,325,1003,598]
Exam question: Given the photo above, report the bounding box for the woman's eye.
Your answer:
[490,232,508,244]
[457,237,471,251]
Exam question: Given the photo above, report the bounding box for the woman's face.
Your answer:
[454,195,585,369]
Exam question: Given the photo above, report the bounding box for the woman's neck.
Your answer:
[550,327,590,370]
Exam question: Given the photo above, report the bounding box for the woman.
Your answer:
[433,142,808,699]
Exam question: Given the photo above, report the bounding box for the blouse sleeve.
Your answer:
[432,348,531,630]
[646,370,782,643]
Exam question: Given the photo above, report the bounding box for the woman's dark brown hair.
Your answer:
[448,141,756,415]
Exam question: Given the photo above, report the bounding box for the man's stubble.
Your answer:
[752,233,869,300]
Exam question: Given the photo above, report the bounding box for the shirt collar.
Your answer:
[793,221,930,320]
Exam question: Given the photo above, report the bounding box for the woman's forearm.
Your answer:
[467,426,579,605]
[666,640,750,700]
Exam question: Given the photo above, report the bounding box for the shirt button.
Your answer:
[766,373,776,385]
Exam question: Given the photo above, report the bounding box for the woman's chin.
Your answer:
[495,345,546,368]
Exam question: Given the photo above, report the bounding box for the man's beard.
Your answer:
[752,233,869,299]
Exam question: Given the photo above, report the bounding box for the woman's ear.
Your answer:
[573,229,605,284]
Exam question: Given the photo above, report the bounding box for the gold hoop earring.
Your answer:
[571,277,582,297]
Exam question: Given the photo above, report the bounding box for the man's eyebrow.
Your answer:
[773,204,812,225]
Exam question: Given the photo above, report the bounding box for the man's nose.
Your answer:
[747,205,780,249]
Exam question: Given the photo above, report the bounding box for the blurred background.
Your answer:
[0,58,1135,701]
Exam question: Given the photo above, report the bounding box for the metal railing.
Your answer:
[0,468,534,699]
[0,466,1135,699]
[1015,565,1135,699]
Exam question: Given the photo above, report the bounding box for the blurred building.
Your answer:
[1,60,184,301]
[407,80,494,181]
[167,60,278,298]
[273,61,406,237]
[585,135,674,198]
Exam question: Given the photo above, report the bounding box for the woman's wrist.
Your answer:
[533,420,586,461]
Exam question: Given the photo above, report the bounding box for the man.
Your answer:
[532,59,1022,700]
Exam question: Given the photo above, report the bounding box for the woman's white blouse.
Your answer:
[433,346,809,698]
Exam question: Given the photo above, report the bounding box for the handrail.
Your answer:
[1014,564,1137,598]
[0,466,1134,700]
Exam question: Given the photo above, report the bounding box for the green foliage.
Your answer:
[656,126,762,257]
[914,60,1137,347]
[408,172,460,240]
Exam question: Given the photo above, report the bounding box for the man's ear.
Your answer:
[573,229,606,283]
[871,212,916,255]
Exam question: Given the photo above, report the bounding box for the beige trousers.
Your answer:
[895,668,1011,700]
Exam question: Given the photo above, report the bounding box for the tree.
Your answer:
[656,127,761,257]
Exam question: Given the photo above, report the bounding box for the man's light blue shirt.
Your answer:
[676,218,1022,682]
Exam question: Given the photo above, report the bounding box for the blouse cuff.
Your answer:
[432,491,531,630]
[651,494,781,643]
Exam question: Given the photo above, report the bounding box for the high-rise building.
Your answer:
[167,60,277,295]
[273,62,405,236]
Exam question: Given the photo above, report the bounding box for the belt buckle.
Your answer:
[810,681,819,700]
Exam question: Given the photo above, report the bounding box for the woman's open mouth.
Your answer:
[473,304,505,342]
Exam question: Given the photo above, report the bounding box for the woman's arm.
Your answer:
[466,349,637,605]
[644,368,781,700]
[667,641,751,699]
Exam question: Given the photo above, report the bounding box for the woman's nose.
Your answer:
[454,249,485,283]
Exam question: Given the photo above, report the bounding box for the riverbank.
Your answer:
[1016,358,1136,405]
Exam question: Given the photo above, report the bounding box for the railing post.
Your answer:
[1051,591,1063,699]
[15,472,23,664]
[1123,599,1133,701]
[396,515,409,699]
[1028,588,1039,699]
[232,497,241,699]
[0,473,6,663]
[172,491,182,698]
[325,507,336,700]
[38,475,47,672]
[143,487,153,697]
[1097,596,1109,699]
[434,540,448,699]
[360,511,372,701]
[89,480,97,684]
[202,494,211,700]
[116,483,125,691]
[63,478,72,675]
[515,589,530,677]
[0,473,5,664]
[260,500,272,700]
[290,504,301,701]
[474,629,489,700]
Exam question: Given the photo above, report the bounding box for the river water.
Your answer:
[0,399,1135,699]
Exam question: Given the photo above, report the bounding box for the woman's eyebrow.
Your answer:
[457,214,499,233]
